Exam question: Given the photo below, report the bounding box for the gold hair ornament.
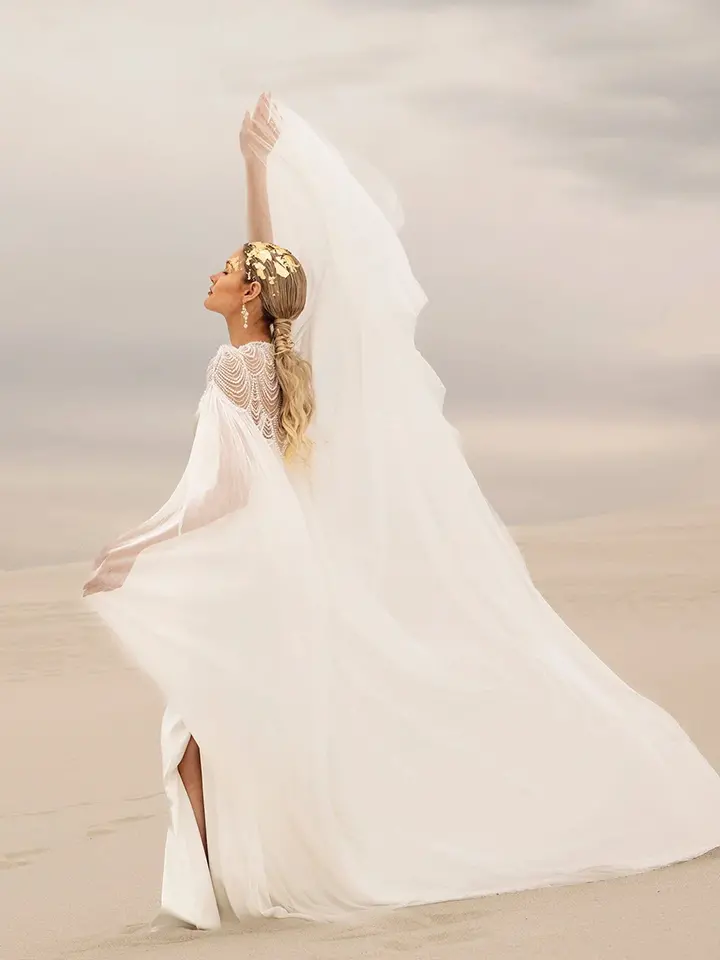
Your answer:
[226,243,300,289]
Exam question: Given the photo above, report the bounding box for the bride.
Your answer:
[83,93,720,928]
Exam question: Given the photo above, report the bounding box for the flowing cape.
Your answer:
[85,104,720,926]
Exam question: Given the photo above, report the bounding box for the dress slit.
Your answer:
[158,707,223,929]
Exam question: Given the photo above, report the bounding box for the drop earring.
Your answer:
[241,304,249,329]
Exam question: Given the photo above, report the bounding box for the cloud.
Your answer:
[393,0,720,197]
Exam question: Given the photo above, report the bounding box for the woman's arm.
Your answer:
[245,157,273,243]
[82,453,244,597]
[83,369,255,598]
[232,92,279,251]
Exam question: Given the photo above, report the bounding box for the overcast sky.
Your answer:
[1,0,719,566]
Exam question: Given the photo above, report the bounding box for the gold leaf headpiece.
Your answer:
[226,242,300,288]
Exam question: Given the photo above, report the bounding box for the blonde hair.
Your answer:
[242,242,314,461]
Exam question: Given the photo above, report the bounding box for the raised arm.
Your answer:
[234,92,279,250]
[245,158,273,243]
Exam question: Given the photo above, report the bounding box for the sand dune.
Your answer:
[3,505,720,959]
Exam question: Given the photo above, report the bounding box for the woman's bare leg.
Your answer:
[177,736,208,862]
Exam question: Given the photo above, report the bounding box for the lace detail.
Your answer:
[207,342,284,450]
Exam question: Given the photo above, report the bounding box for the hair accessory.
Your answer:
[244,242,300,282]
[225,244,300,285]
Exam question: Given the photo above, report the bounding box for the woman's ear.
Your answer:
[244,280,262,303]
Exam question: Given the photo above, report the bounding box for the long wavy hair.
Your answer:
[243,241,314,461]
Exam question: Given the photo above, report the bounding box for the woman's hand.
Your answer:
[239,92,280,165]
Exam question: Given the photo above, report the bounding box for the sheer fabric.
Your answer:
[208,342,284,451]
[85,342,284,596]
[84,103,720,927]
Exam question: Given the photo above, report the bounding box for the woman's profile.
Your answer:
[83,93,720,928]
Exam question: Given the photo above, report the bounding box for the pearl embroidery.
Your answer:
[207,342,284,450]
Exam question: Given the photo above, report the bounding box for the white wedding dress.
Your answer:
[85,104,720,928]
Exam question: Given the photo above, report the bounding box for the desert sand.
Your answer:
[3,503,720,960]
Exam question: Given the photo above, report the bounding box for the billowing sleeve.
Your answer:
[83,349,262,595]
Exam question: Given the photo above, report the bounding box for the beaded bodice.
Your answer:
[207,342,285,450]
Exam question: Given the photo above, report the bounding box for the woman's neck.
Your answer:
[225,313,271,347]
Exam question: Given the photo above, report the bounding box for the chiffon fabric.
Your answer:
[84,103,720,927]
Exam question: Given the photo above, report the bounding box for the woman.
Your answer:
[84,94,720,928]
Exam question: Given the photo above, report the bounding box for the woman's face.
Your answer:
[204,259,247,315]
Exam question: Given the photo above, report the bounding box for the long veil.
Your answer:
[270,105,532,588]
[266,101,720,896]
[268,104,617,674]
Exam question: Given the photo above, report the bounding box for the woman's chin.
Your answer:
[203,295,218,313]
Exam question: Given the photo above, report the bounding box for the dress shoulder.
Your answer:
[206,342,284,449]
[205,342,273,405]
